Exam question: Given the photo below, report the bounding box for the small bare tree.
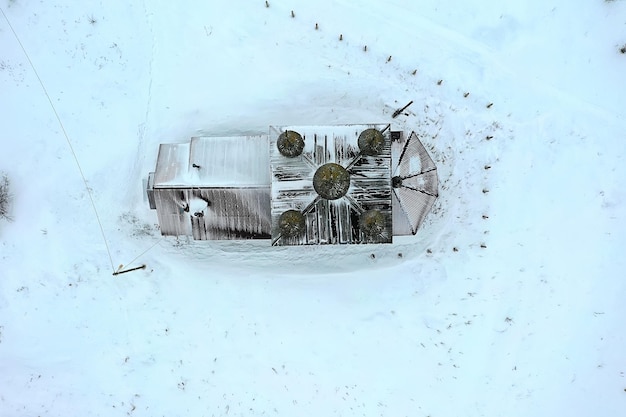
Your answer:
[0,173,13,222]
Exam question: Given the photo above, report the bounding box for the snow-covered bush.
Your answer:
[0,173,13,222]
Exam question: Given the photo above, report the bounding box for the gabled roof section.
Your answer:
[153,142,190,187]
[153,135,270,188]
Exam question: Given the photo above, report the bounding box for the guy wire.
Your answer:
[1,7,116,272]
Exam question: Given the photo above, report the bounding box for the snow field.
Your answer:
[1,1,625,416]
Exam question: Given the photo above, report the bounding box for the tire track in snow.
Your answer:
[291,0,623,124]
[365,2,625,124]
[140,0,155,140]
[120,0,156,208]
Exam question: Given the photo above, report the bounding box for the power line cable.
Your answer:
[1,7,116,272]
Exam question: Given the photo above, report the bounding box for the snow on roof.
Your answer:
[153,142,190,186]
[153,135,270,188]
[269,124,393,245]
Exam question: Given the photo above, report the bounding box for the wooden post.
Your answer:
[392,100,414,118]
[112,264,146,276]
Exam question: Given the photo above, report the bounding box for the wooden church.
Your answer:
[146,124,438,245]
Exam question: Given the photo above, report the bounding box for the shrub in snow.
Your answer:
[0,173,13,222]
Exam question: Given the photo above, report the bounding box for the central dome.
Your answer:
[313,163,350,200]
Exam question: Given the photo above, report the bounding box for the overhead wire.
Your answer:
[1,7,117,272]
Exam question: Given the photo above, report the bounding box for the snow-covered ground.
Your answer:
[1,1,625,415]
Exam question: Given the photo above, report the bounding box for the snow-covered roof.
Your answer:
[269,124,393,245]
[153,135,270,188]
